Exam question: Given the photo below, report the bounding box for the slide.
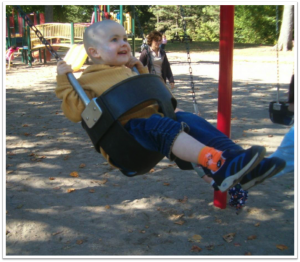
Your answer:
[64,44,88,72]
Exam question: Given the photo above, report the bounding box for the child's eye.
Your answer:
[123,38,128,42]
[112,38,118,42]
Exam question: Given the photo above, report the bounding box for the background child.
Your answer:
[160,34,167,50]
[6,45,20,64]
[55,20,285,192]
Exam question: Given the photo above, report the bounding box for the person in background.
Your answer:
[160,34,167,50]
[139,31,175,89]
[6,45,20,64]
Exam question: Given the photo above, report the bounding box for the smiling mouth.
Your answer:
[118,51,127,54]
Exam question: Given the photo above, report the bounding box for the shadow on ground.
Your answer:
[5,57,294,256]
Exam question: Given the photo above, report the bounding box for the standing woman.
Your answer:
[139,31,175,89]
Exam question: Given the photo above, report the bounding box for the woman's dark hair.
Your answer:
[10,45,17,49]
[147,30,162,46]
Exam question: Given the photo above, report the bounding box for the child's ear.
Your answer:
[88,47,101,59]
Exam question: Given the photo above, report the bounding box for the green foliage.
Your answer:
[6,5,94,23]
[234,5,280,44]
[140,5,282,44]
[6,5,44,16]
[194,6,220,41]
[55,6,94,23]
[130,5,155,37]
[6,5,284,45]
[150,5,180,35]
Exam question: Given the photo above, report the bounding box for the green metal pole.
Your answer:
[107,5,110,13]
[120,5,123,26]
[37,14,41,61]
[71,22,74,45]
[14,13,19,34]
[132,7,135,57]
[6,15,11,48]
[21,17,26,63]
[27,26,32,66]
[37,11,40,24]
[94,6,98,23]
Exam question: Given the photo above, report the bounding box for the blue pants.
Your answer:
[125,112,241,162]
[269,126,294,177]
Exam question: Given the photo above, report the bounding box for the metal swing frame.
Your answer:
[269,6,294,126]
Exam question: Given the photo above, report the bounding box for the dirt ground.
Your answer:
[5,47,295,258]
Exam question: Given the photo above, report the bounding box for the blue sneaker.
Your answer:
[240,157,286,190]
[211,146,266,192]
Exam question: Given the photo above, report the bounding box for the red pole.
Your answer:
[18,15,23,35]
[40,13,45,24]
[33,12,37,25]
[214,5,235,209]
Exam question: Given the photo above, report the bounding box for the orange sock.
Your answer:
[198,146,225,172]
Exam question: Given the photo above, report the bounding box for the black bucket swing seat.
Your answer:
[78,73,192,176]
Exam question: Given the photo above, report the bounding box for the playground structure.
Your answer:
[28,22,89,69]
[91,5,132,35]
[6,10,45,48]
[6,20,89,70]
[6,5,135,69]
[6,11,46,66]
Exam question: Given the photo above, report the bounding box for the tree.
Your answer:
[45,5,53,23]
[234,6,278,44]
[6,5,45,16]
[114,5,154,37]
[149,5,203,39]
[194,5,219,42]
[150,6,181,35]
[277,5,294,51]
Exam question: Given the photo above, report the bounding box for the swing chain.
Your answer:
[14,5,62,61]
[179,6,200,115]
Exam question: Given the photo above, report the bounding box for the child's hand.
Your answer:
[57,60,73,75]
[126,56,143,70]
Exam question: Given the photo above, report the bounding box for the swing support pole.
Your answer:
[214,5,235,209]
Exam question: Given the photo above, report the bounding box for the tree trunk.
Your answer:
[277,5,294,51]
[45,5,54,23]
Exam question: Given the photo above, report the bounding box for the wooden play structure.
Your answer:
[6,8,89,70]
[7,5,136,69]
[28,23,89,71]
[6,10,45,48]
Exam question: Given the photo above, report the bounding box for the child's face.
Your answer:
[94,23,131,66]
